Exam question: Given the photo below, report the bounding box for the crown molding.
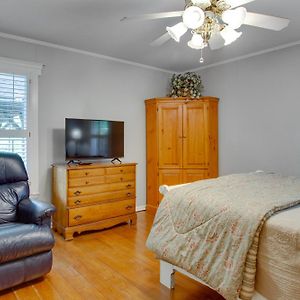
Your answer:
[1,31,299,75]
[0,31,174,74]
[187,40,300,72]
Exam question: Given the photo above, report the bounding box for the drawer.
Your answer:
[105,173,135,184]
[68,199,135,226]
[69,176,105,188]
[68,181,135,197]
[69,168,105,178]
[68,189,135,207]
[106,166,135,175]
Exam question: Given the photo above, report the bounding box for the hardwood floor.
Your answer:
[0,212,224,300]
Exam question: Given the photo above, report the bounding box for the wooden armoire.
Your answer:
[145,97,219,214]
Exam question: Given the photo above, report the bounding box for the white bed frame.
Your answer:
[159,184,268,300]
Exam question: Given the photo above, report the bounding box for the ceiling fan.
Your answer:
[121,0,290,63]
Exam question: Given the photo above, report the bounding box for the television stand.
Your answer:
[111,157,122,164]
[52,162,137,240]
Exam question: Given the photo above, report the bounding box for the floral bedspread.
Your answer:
[146,172,300,300]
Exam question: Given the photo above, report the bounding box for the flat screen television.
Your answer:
[65,118,124,161]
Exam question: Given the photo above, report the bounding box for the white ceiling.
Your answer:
[0,0,299,72]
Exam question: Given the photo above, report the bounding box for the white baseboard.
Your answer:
[136,205,146,212]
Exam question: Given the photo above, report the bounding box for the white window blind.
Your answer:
[0,73,28,165]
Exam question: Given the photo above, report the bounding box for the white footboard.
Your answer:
[159,260,268,300]
[160,261,175,289]
[159,183,190,196]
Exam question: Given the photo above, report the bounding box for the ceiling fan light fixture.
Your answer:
[220,26,242,45]
[166,22,188,42]
[183,6,205,29]
[191,0,211,10]
[222,7,247,29]
[188,33,205,49]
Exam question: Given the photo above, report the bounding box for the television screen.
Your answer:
[65,118,124,160]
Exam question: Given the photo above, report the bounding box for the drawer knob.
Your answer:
[74,215,82,221]
[120,169,124,173]
[74,200,81,205]
[127,192,132,197]
[120,177,123,181]
[126,205,133,210]
[126,184,132,188]
[85,172,89,176]
[85,181,89,185]
[74,190,82,196]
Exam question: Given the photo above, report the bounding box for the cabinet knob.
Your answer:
[74,215,82,221]
[127,193,132,197]
[126,184,132,188]
[74,200,81,205]
[85,172,89,176]
[85,181,89,185]
[126,205,133,210]
[74,190,82,196]
[120,177,123,181]
[120,169,124,173]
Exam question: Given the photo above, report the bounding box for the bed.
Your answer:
[147,172,300,300]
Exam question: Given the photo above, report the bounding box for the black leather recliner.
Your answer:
[0,152,56,291]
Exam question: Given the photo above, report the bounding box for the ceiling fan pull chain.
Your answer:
[199,48,204,63]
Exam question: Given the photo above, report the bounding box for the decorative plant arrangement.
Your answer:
[169,72,203,99]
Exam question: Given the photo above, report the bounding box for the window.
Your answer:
[0,57,42,195]
[0,73,28,165]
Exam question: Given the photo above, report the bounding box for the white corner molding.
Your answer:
[187,40,300,72]
[0,31,173,74]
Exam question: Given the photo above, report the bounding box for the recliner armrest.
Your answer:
[17,198,56,226]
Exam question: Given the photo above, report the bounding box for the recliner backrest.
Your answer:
[0,152,29,224]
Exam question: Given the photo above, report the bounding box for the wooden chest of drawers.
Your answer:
[52,163,137,240]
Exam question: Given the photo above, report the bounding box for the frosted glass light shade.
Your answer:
[220,26,242,45]
[191,0,211,9]
[188,34,204,49]
[183,6,205,29]
[166,22,188,42]
[222,7,247,29]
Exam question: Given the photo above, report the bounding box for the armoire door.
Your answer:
[182,169,209,184]
[182,102,209,168]
[158,103,183,168]
[158,169,183,201]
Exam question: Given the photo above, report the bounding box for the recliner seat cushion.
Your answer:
[0,223,55,264]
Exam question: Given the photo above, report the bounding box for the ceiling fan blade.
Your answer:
[150,32,171,47]
[244,12,290,31]
[226,0,256,9]
[121,11,184,22]
[209,32,225,50]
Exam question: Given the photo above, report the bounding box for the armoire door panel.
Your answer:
[158,103,183,168]
[158,169,183,201]
[183,102,209,168]
[183,169,209,184]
